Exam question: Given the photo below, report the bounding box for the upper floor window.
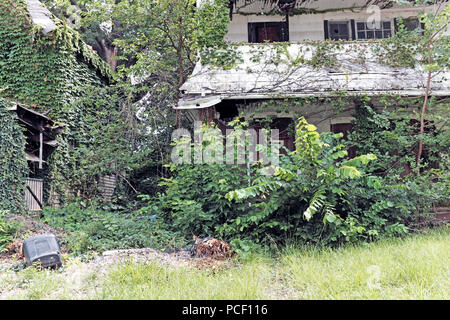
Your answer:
[395,17,425,34]
[326,21,351,40]
[403,17,423,31]
[356,21,392,40]
[248,22,289,43]
[325,19,396,41]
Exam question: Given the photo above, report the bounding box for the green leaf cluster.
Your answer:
[0,98,27,212]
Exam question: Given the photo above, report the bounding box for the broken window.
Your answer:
[248,22,289,43]
[326,21,351,40]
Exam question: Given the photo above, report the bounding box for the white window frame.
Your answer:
[355,19,393,40]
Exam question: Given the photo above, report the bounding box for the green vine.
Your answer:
[0,98,27,213]
[0,0,116,205]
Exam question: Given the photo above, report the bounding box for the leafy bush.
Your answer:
[345,101,449,225]
[42,203,181,253]
[0,210,19,252]
[142,118,413,248]
[142,109,448,249]
[141,163,257,240]
[225,117,397,245]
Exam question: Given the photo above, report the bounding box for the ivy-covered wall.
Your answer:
[0,98,27,212]
[0,0,114,205]
[0,0,110,108]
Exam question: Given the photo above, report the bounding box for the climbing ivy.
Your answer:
[0,98,27,213]
[0,0,118,205]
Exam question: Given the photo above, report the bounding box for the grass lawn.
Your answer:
[0,227,448,300]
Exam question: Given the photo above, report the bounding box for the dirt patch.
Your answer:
[0,246,236,299]
[99,247,192,268]
[0,216,236,299]
[97,246,235,270]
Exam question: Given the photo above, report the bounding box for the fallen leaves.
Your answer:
[6,240,23,259]
[191,236,235,260]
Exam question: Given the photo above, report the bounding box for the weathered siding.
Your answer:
[226,2,447,42]
[25,178,43,211]
[99,175,117,202]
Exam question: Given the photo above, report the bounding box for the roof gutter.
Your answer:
[181,90,450,101]
[176,95,222,110]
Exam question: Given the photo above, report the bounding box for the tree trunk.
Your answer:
[100,39,119,71]
[416,40,433,174]
[176,16,184,129]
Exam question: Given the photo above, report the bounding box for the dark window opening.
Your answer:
[403,17,423,31]
[328,21,351,40]
[250,117,295,155]
[331,123,357,159]
[395,17,425,35]
[215,102,295,157]
[248,22,289,43]
[215,100,240,123]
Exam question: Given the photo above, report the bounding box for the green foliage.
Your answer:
[347,98,449,176]
[0,0,111,107]
[375,5,449,69]
[144,162,257,240]
[344,98,450,226]
[225,117,391,246]
[0,0,143,204]
[144,117,416,248]
[0,210,20,252]
[196,0,242,69]
[306,40,341,69]
[41,203,181,253]
[0,98,27,212]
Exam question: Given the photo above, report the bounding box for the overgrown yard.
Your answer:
[1,227,448,300]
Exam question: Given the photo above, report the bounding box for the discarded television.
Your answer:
[22,234,63,268]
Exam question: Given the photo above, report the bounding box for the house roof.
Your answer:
[21,0,112,80]
[178,42,449,108]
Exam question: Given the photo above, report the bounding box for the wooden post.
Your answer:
[39,131,43,169]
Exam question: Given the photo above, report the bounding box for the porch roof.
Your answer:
[178,42,449,109]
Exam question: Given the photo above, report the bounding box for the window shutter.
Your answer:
[324,20,329,39]
[393,18,398,33]
[350,19,356,40]
[248,23,255,43]
[281,21,290,42]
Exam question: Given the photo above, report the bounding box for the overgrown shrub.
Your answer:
[141,163,258,240]
[0,210,20,252]
[142,118,415,247]
[345,100,449,224]
[41,203,181,253]
[225,117,399,245]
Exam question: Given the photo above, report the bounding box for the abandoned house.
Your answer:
[3,103,61,211]
[177,0,450,152]
[0,0,114,211]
